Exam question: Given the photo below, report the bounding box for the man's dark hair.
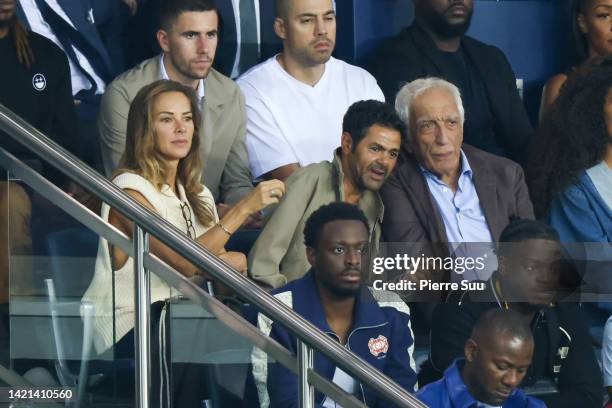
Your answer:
[470,309,533,345]
[159,0,219,30]
[275,0,290,19]
[499,219,560,245]
[342,100,406,149]
[304,202,370,248]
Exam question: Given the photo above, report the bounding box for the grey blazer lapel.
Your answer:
[468,150,503,240]
[200,70,226,161]
[404,157,449,244]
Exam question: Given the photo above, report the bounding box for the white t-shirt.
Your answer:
[237,55,385,178]
[321,367,359,408]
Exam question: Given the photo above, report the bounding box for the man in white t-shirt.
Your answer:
[237,0,384,182]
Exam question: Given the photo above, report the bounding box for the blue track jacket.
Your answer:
[246,270,418,407]
[416,359,547,408]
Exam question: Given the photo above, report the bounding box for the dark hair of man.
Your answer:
[1,6,33,69]
[470,309,533,348]
[527,65,612,216]
[303,202,370,249]
[159,0,219,31]
[499,219,560,245]
[342,100,407,149]
[497,219,560,257]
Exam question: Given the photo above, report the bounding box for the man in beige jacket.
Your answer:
[248,100,404,288]
[98,0,252,207]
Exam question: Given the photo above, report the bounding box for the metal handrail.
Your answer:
[0,104,426,408]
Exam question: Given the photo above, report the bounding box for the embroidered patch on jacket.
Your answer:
[368,335,389,357]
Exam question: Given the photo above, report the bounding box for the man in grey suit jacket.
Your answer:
[98,0,253,206]
[381,78,534,288]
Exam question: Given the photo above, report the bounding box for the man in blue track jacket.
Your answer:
[247,202,417,407]
[417,308,546,408]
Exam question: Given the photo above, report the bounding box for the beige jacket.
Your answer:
[248,150,384,288]
[98,56,252,205]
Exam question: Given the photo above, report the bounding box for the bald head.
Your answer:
[462,309,534,405]
[276,0,291,19]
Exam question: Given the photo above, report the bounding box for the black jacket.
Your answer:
[420,276,603,408]
[0,30,79,185]
[366,23,533,165]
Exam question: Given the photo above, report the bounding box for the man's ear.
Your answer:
[157,29,170,53]
[464,338,478,363]
[340,132,353,155]
[274,17,286,40]
[577,13,588,34]
[306,246,316,267]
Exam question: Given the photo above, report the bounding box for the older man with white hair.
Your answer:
[381,77,534,286]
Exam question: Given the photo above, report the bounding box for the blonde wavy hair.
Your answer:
[116,79,215,227]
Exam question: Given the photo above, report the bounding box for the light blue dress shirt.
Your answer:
[420,150,496,281]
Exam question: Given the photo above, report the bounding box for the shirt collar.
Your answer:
[159,54,205,100]
[419,149,473,186]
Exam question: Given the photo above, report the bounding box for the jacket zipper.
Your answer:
[346,322,389,406]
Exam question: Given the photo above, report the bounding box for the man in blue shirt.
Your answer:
[247,202,417,407]
[417,308,546,408]
[381,77,534,287]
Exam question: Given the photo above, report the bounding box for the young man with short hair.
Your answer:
[99,0,254,209]
[249,202,417,407]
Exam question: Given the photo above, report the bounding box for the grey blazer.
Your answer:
[381,144,535,255]
[98,56,252,205]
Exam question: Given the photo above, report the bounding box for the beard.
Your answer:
[420,6,473,38]
[0,14,15,30]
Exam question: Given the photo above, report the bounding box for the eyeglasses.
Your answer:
[180,202,196,239]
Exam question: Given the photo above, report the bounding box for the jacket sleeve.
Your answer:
[548,184,608,243]
[375,306,418,407]
[247,170,318,288]
[218,87,254,205]
[247,292,325,408]
[98,81,130,177]
[539,306,603,408]
[512,163,535,220]
[380,170,429,244]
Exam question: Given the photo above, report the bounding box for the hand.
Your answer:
[239,180,285,215]
[218,251,247,276]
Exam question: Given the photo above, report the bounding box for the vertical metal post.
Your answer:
[298,340,314,408]
[134,226,151,408]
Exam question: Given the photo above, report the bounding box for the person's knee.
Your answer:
[0,182,32,217]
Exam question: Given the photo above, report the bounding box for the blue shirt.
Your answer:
[421,150,496,281]
[416,359,547,408]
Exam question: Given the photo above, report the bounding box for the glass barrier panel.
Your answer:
[5,163,139,407]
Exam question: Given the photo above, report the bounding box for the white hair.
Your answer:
[394,77,465,142]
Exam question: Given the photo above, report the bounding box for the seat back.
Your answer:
[46,278,94,408]
[45,228,98,298]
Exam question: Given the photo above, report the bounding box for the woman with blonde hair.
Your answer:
[83,79,284,356]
